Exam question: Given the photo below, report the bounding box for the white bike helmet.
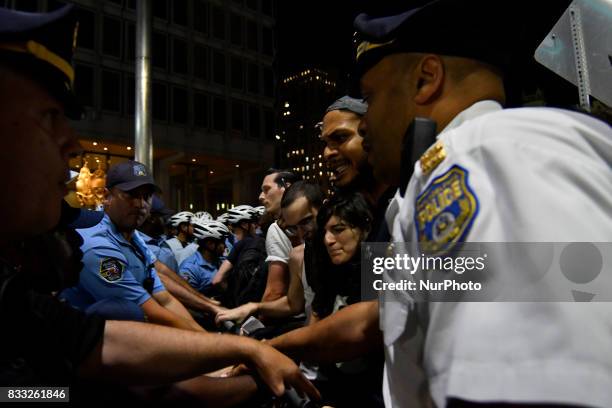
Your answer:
[192,219,230,241]
[169,211,194,227]
[226,205,256,225]
[194,211,213,221]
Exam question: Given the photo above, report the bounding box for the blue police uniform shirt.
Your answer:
[140,232,179,272]
[61,214,165,310]
[179,251,219,294]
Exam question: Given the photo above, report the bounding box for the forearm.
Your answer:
[162,297,205,332]
[212,260,232,286]
[79,320,259,384]
[159,273,221,315]
[171,374,259,407]
[258,296,299,319]
[261,262,289,302]
[268,301,382,362]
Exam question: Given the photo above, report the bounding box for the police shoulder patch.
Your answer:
[414,165,479,255]
[99,258,124,282]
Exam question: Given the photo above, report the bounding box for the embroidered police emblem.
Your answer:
[414,165,478,255]
[99,258,124,282]
[133,163,147,177]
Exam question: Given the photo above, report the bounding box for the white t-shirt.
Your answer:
[265,221,292,264]
[381,101,612,407]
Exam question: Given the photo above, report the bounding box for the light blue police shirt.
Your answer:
[179,251,219,294]
[61,214,165,310]
[140,232,179,272]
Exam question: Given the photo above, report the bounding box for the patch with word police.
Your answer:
[99,258,124,282]
[414,165,479,255]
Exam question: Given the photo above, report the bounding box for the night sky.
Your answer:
[276,1,371,81]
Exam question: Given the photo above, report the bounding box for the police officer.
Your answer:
[179,219,229,295]
[140,195,178,271]
[0,5,321,403]
[60,160,208,331]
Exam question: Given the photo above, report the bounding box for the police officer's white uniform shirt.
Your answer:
[381,101,612,407]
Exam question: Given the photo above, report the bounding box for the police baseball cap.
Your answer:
[151,194,174,216]
[106,160,161,193]
[350,0,571,94]
[0,5,82,119]
[59,200,103,229]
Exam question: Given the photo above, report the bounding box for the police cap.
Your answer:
[0,5,82,119]
[352,0,571,88]
[106,161,161,193]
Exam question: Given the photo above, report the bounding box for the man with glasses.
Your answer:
[216,181,323,327]
[61,161,204,332]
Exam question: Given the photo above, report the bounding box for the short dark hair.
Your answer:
[316,192,372,236]
[280,181,323,210]
[265,168,300,188]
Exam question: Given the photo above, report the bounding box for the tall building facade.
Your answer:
[5,0,278,213]
[278,68,338,192]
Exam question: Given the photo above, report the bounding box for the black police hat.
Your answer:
[351,0,571,88]
[0,5,82,119]
[106,160,161,193]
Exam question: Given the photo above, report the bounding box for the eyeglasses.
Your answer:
[281,215,315,237]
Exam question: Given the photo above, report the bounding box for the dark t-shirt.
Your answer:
[0,262,105,386]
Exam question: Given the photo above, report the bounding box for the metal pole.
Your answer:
[135,0,153,170]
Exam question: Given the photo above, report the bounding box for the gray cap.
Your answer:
[325,95,368,116]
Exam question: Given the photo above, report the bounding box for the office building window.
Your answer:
[262,26,273,56]
[152,31,168,69]
[125,22,135,62]
[153,0,167,20]
[102,16,121,58]
[248,105,260,138]
[230,14,243,46]
[213,97,226,131]
[173,87,189,125]
[246,20,258,51]
[193,44,207,80]
[125,75,135,116]
[193,0,208,34]
[193,92,208,128]
[263,67,273,97]
[76,8,95,50]
[153,82,168,121]
[101,70,121,112]
[75,64,95,107]
[247,63,259,94]
[172,0,187,26]
[231,101,244,131]
[212,50,225,85]
[212,6,225,40]
[172,38,188,75]
[230,57,243,90]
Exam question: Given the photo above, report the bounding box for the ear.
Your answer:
[102,188,112,206]
[413,54,445,105]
